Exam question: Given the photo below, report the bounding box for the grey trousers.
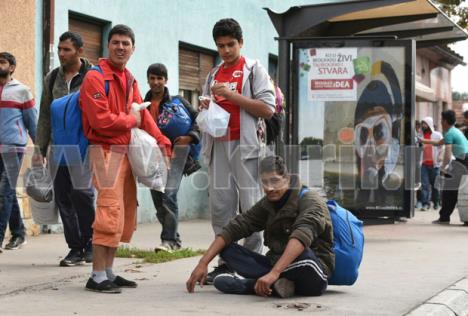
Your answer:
[209,140,263,258]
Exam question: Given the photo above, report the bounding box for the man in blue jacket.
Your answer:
[0,52,38,252]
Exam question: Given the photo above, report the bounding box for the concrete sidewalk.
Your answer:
[1,211,468,316]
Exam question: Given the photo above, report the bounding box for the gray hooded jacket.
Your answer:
[201,57,275,165]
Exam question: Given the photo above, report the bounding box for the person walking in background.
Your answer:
[420,110,468,225]
[419,117,443,211]
[0,52,37,252]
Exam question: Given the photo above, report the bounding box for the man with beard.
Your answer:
[34,31,96,267]
[0,52,37,252]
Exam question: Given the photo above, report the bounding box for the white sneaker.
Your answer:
[154,241,181,253]
[273,278,295,298]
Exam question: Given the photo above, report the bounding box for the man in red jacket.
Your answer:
[80,24,171,294]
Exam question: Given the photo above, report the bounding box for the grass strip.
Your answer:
[116,247,205,264]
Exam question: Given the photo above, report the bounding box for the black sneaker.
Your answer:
[60,250,85,267]
[112,275,137,288]
[213,274,254,295]
[5,236,27,250]
[83,246,93,263]
[85,278,121,294]
[273,278,295,298]
[432,219,450,225]
[204,264,234,285]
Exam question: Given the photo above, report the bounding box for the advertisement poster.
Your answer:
[297,45,407,212]
[308,48,357,101]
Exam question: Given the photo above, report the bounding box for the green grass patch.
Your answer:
[116,247,205,264]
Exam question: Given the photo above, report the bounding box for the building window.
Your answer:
[179,43,217,108]
[68,13,109,65]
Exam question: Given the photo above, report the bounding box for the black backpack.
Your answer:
[248,65,284,145]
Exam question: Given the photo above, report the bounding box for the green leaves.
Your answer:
[116,247,205,264]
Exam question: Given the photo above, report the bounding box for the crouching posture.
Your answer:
[186,156,334,298]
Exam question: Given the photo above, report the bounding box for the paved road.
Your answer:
[1,210,467,315]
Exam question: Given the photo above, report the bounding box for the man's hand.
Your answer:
[186,262,208,293]
[254,270,280,297]
[198,96,210,110]
[31,153,45,167]
[164,155,171,170]
[174,136,193,146]
[211,83,232,99]
[131,110,142,127]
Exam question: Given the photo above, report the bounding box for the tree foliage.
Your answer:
[436,0,468,29]
[453,91,468,100]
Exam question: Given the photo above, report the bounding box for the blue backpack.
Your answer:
[157,96,201,159]
[50,66,109,166]
[299,187,364,286]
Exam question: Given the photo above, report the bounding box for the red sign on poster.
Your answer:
[311,79,354,90]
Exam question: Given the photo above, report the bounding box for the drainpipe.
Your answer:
[42,0,54,76]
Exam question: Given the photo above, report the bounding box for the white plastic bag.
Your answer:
[24,166,59,224]
[24,167,54,202]
[128,102,168,192]
[29,198,60,225]
[196,100,230,137]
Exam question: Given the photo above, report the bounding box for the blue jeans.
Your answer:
[421,165,440,207]
[0,151,25,245]
[150,145,189,243]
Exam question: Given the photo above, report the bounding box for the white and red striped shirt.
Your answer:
[0,78,37,148]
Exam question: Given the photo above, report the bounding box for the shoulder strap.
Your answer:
[248,61,258,99]
[298,186,310,199]
[48,68,60,97]
[89,65,109,95]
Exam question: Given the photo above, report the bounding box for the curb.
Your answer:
[406,278,468,316]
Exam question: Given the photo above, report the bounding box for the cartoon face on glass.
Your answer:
[353,61,403,192]
[354,112,392,166]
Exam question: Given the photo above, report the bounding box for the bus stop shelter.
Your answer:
[265,0,467,221]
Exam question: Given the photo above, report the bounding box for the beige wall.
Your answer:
[0,0,38,233]
[415,51,455,131]
[416,53,431,86]
[431,67,452,104]
[1,0,36,92]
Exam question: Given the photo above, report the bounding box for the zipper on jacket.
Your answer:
[345,210,355,246]
[16,121,23,138]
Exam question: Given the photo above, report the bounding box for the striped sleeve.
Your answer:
[22,86,35,109]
